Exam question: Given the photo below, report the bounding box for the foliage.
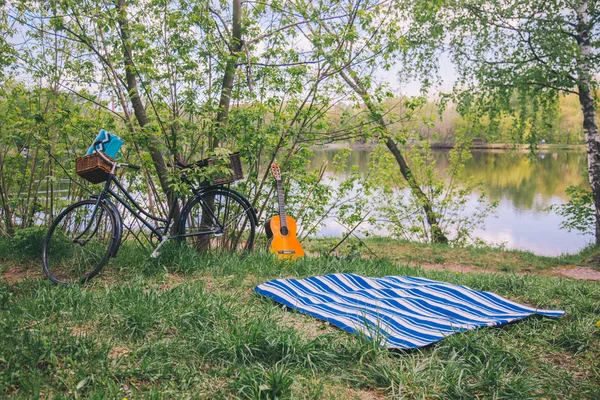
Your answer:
[9,226,46,260]
[549,185,596,236]
[166,148,237,195]
[235,363,294,399]
[0,0,347,237]
[415,0,600,140]
[0,83,118,232]
[373,141,497,245]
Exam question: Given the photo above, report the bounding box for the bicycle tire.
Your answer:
[42,199,118,284]
[178,187,256,254]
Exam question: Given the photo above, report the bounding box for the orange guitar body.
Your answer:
[266,215,304,259]
[266,162,305,260]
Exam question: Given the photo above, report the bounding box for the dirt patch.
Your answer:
[323,384,386,400]
[157,273,188,292]
[542,351,590,380]
[294,378,386,400]
[0,264,42,285]
[195,376,229,397]
[345,387,387,400]
[555,266,600,281]
[108,345,131,359]
[418,262,600,282]
[418,263,493,274]
[242,274,261,288]
[199,274,223,292]
[70,322,95,337]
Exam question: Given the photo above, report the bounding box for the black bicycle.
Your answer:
[42,143,257,284]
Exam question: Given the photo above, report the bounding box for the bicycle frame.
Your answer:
[82,171,226,257]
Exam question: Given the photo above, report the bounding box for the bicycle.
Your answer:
[41,142,257,284]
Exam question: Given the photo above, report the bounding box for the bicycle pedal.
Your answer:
[151,236,168,258]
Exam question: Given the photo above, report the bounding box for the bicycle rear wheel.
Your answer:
[42,199,117,284]
[179,187,256,254]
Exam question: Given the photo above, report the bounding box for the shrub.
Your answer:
[10,226,47,260]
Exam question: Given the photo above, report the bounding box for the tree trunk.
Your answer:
[578,83,600,245]
[197,0,243,251]
[116,0,178,222]
[212,0,243,149]
[339,69,448,243]
[0,152,13,235]
[383,137,448,243]
[576,1,600,245]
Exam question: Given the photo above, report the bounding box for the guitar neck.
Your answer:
[276,179,287,228]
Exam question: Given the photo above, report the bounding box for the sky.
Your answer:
[391,52,457,98]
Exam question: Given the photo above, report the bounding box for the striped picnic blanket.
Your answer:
[255,273,565,349]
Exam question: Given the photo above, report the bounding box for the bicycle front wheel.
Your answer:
[42,199,117,284]
[179,187,256,254]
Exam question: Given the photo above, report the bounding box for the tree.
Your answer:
[292,0,449,243]
[411,0,600,243]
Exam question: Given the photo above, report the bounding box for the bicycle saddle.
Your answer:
[174,158,212,170]
[175,159,190,169]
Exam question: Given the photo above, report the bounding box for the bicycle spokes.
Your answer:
[180,188,255,254]
[43,201,117,284]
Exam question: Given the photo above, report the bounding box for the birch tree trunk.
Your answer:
[576,1,600,245]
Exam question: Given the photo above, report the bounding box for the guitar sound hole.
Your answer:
[280,226,289,235]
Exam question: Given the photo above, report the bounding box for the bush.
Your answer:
[10,227,47,260]
[0,236,11,260]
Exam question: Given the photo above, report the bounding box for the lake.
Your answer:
[309,147,593,256]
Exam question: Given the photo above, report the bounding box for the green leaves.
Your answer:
[549,186,596,235]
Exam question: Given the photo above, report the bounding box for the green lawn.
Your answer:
[1,243,599,398]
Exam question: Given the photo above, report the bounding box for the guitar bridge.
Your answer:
[277,250,296,255]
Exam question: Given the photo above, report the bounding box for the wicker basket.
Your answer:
[193,152,244,185]
[75,153,114,184]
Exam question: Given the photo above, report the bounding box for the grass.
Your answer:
[307,237,600,273]
[1,238,600,398]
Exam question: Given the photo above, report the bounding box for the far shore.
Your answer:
[431,142,586,151]
[313,142,586,151]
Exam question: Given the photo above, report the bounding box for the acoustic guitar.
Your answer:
[265,163,305,259]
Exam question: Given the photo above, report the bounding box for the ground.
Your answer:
[1,239,599,398]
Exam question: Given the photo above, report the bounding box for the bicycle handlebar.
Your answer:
[122,163,141,170]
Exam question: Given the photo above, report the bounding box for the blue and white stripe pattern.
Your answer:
[255,273,565,349]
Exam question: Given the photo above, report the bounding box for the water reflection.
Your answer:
[309,147,593,256]
[459,150,588,210]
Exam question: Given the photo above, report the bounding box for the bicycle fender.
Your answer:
[177,196,199,233]
[178,187,257,229]
[204,187,259,225]
[101,197,123,257]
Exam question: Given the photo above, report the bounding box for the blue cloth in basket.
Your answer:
[255,273,564,349]
[87,129,123,159]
